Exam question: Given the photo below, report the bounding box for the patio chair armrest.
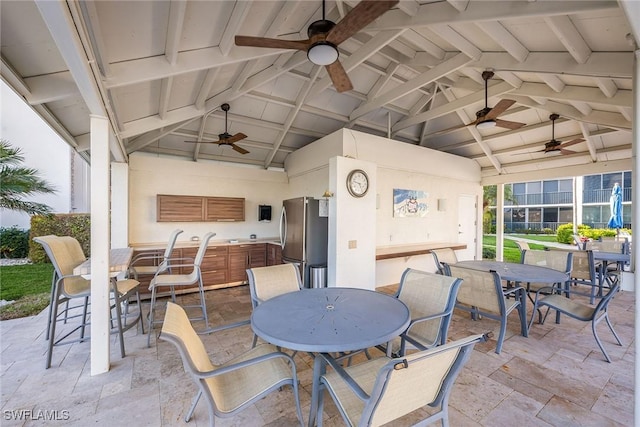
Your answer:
[318,353,371,401]
[503,286,525,297]
[129,253,163,265]
[195,350,296,379]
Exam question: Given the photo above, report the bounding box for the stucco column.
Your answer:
[496,183,505,261]
[90,115,111,375]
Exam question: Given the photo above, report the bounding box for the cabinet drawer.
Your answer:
[202,270,228,285]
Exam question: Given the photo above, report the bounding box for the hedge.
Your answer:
[29,214,91,263]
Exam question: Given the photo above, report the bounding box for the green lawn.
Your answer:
[482,235,551,263]
[0,263,53,320]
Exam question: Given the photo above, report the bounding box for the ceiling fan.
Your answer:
[437,71,525,134]
[184,103,249,155]
[234,0,398,93]
[538,113,584,155]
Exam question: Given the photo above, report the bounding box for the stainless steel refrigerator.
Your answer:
[279,197,328,288]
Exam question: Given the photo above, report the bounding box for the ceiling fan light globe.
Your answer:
[307,42,339,65]
[476,119,496,130]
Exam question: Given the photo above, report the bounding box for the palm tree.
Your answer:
[0,139,56,215]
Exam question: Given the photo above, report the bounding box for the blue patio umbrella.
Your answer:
[607,183,623,231]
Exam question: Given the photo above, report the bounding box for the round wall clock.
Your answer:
[346,169,369,198]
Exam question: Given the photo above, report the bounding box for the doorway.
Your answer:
[457,194,477,260]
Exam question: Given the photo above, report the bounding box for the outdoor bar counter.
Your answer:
[376,242,466,260]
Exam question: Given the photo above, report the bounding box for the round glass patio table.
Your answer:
[251,287,410,353]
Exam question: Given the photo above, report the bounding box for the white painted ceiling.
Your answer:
[1,1,637,181]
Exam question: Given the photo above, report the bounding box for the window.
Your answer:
[603,173,623,190]
[623,171,632,190]
[582,206,601,224]
[583,175,601,191]
[559,207,573,223]
[512,208,526,222]
[528,208,541,223]
[527,181,542,193]
[543,180,558,193]
[558,179,572,192]
[543,208,558,223]
[513,183,525,194]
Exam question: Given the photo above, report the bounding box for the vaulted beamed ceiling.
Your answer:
[1,0,637,181]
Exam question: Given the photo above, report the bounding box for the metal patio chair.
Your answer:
[431,248,458,274]
[128,228,184,280]
[159,301,303,426]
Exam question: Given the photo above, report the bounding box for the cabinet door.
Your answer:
[249,244,266,268]
[228,245,251,282]
[182,246,229,287]
[266,244,282,266]
[157,195,204,222]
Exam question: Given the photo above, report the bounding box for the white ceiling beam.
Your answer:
[494,71,523,89]
[544,15,591,64]
[126,118,200,153]
[104,47,290,89]
[310,29,405,97]
[578,121,598,162]
[350,53,472,121]
[165,0,187,65]
[368,63,400,100]
[264,66,323,168]
[619,107,632,122]
[158,77,173,120]
[78,1,111,77]
[20,72,77,104]
[596,78,618,98]
[540,74,565,93]
[471,52,632,78]
[397,0,419,16]
[509,95,632,130]
[476,21,529,62]
[393,80,514,132]
[459,68,484,85]
[120,52,308,139]
[512,82,632,108]
[368,1,617,31]
[430,25,481,59]
[569,101,592,116]
[446,0,470,12]
[402,30,445,60]
[219,1,252,56]
[619,1,640,46]
[144,145,284,168]
[492,145,631,171]
[195,68,219,110]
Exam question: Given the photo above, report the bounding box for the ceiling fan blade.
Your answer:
[235,35,310,51]
[326,61,353,93]
[560,148,577,155]
[221,133,248,144]
[485,99,516,120]
[494,119,525,130]
[231,144,249,155]
[560,138,585,148]
[326,0,398,46]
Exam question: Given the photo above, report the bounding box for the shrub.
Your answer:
[0,226,30,258]
[556,223,592,244]
[29,213,90,263]
[482,247,496,260]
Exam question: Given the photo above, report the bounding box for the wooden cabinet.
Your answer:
[266,243,282,266]
[157,194,244,222]
[228,244,266,282]
[182,245,229,286]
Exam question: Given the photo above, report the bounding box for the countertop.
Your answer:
[375,242,467,260]
[130,237,281,250]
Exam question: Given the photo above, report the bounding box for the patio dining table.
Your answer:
[453,260,570,286]
[251,287,410,427]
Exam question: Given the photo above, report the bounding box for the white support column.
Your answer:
[90,115,111,375]
[631,47,639,427]
[496,184,505,262]
[111,162,129,249]
[574,176,584,230]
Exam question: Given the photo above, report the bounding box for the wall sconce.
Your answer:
[322,190,334,198]
[437,198,447,212]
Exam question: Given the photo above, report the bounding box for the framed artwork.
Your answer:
[393,189,428,217]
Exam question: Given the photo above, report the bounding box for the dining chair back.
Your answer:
[570,250,599,304]
[33,235,141,368]
[247,263,302,347]
[147,232,216,346]
[159,302,303,425]
[446,265,527,354]
[530,283,622,362]
[431,248,458,274]
[129,229,183,279]
[317,334,487,427]
[382,268,462,356]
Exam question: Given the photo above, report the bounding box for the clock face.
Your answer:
[347,169,369,197]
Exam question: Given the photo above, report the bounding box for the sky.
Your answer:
[0,81,72,229]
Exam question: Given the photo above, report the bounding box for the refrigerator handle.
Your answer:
[279,206,287,250]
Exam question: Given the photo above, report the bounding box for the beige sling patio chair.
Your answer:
[378,268,463,357]
[147,232,216,347]
[530,283,622,362]
[316,334,487,427]
[34,235,142,369]
[446,265,528,354]
[521,249,573,323]
[570,250,599,304]
[431,248,458,274]
[246,263,302,347]
[128,228,183,280]
[515,240,530,253]
[159,302,303,426]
